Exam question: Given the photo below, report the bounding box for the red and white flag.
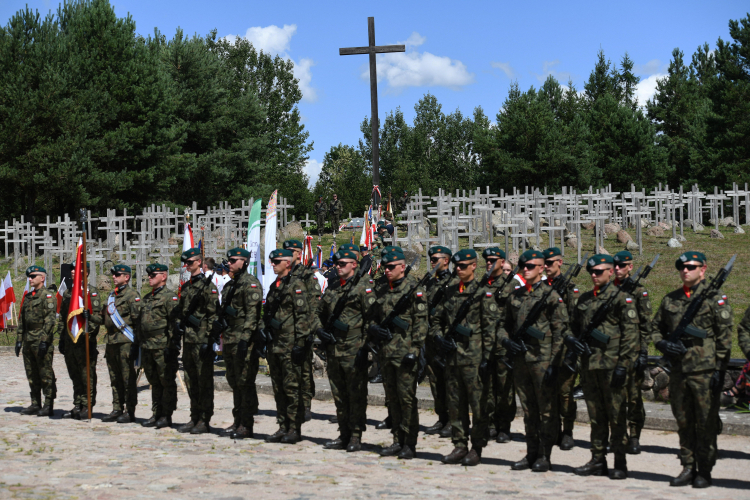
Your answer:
[67,238,90,342]
[56,279,68,314]
[180,223,194,287]
[302,236,314,266]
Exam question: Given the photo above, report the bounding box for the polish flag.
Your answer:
[56,279,68,314]
[67,238,90,342]
[180,223,194,287]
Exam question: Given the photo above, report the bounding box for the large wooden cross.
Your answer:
[340,17,405,206]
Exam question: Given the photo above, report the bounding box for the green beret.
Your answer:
[227,247,251,259]
[613,251,633,264]
[339,243,359,253]
[519,250,544,264]
[269,249,293,260]
[543,247,562,259]
[482,247,506,259]
[282,240,303,250]
[377,221,386,228]
[451,249,477,263]
[676,251,707,269]
[180,248,201,262]
[335,250,358,261]
[146,263,168,274]
[110,264,132,275]
[25,265,46,277]
[70,261,90,271]
[428,245,452,257]
[382,245,403,254]
[586,254,614,270]
[381,251,405,264]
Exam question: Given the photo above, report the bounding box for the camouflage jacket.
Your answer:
[571,282,639,371]
[485,274,519,356]
[329,199,343,214]
[616,279,653,352]
[368,277,428,361]
[430,279,500,366]
[264,273,320,355]
[174,274,219,344]
[314,201,328,217]
[425,269,457,317]
[319,275,374,357]
[17,286,57,344]
[291,263,322,316]
[498,281,568,364]
[138,286,179,349]
[101,284,141,344]
[542,276,579,318]
[737,304,750,358]
[220,271,263,345]
[57,286,104,340]
[651,280,733,373]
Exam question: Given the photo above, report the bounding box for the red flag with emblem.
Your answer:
[67,237,90,342]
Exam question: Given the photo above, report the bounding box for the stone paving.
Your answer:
[2,351,750,499]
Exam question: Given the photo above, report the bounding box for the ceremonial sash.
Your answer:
[107,293,135,342]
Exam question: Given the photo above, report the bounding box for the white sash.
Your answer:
[107,293,135,342]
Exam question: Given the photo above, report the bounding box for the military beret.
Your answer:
[519,250,545,264]
[382,245,403,254]
[110,264,132,275]
[428,245,452,257]
[282,240,303,250]
[146,263,169,274]
[70,261,90,271]
[180,248,201,262]
[482,247,506,259]
[322,259,333,267]
[269,249,293,259]
[25,265,46,277]
[377,221,386,228]
[227,247,251,259]
[336,250,358,261]
[451,249,477,263]
[676,251,706,269]
[613,251,633,264]
[339,243,359,253]
[543,247,562,259]
[587,254,614,270]
[359,245,369,252]
[381,251,405,264]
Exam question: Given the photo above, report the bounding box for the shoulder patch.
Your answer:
[515,286,521,290]
[627,309,637,319]
[626,297,633,304]
[91,293,98,297]
[486,292,492,297]
[135,297,140,301]
[573,288,579,293]
[718,299,725,306]
[642,291,648,297]
[211,289,218,294]
[366,288,372,294]
[416,292,423,297]
[172,296,179,301]
[296,289,302,294]
[46,294,52,298]
[251,283,257,288]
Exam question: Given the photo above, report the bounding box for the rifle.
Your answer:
[256,273,292,358]
[659,254,736,373]
[210,266,245,341]
[172,272,212,347]
[428,266,458,317]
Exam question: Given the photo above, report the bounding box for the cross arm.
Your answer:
[339,45,405,55]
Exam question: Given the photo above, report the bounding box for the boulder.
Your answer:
[646,226,664,237]
[653,371,670,393]
[676,234,687,242]
[626,240,639,251]
[582,221,596,230]
[734,226,746,234]
[97,274,112,292]
[168,237,178,246]
[616,230,632,243]
[667,237,683,248]
[641,369,654,390]
[694,223,705,231]
[402,249,421,272]
[604,223,621,235]
[640,218,652,228]
[166,273,180,292]
[642,389,655,401]
[596,245,609,255]
[507,251,519,267]
[565,237,578,249]
[279,221,306,241]
[710,229,724,239]
[658,221,671,230]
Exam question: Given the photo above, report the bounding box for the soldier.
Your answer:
[173,248,220,434]
[100,264,141,423]
[263,248,320,444]
[423,245,455,437]
[542,247,579,451]
[652,251,733,488]
[482,247,518,444]
[318,249,371,452]
[315,196,328,236]
[432,249,499,466]
[58,262,103,419]
[613,251,653,454]
[397,190,410,213]
[139,264,179,429]
[330,194,343,235]
[366,250,428,459]
[567,254,639,480]
[16,266,57,417]
[499,249,568,472]
[218,248,263,439]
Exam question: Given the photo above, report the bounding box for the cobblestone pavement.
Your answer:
[1,351,749,499]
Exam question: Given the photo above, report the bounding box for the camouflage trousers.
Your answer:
[581,368,628,459]
[302,348,315,411]
[22,339,57,406]
[141,348,178,418]
[331,214,340,233]
[485,356,516,434]
[63,334,98,408]
[382,357,419,447]
[669,369,721,473]
[558,367,577,435]
[224,343,260,428]
[446,364,488,449]
[268,352,304,432]
[425,341,448,423]
[105,343,137,413]
[317,216,326,236]
[182,343,215,423]
[328,354,368,438]
[626,367,646,438]
[514,359,558,459]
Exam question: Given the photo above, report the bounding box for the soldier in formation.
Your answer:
[314,196,327,236]
[329,194,343,235]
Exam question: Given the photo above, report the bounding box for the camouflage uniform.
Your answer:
[221,272,263,430]
[424,269,457,426]
[101,284,141,414]
[318,275,372,439]
[314,200,328,236]
[330,198,343,233]
[651,281,733,476]
[291,263,322,416]
[622,281,653,442]
[18,286,58,407]
[139,286,179,419]
[431,279,499,450]
[571,283,639,462]
[58,286,103,410]
[499,281,568,462]
[738,304,750,358]
[175,274,219,424]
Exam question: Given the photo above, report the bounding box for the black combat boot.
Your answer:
[266,427,287,443]
[177,420,196,433]
[397,444,415,459]
[442,447,469,464]
[62,407,78,419]
[324,436,348,450]
[438,422,453,438]
[141,415,160,427]
[101,410,123,422]
[21,404,41,416]
[670,466,695,487]
[304,409,312,422]
[190,420,210,434]
[38,402,54,417]
[424,420,445,435]
[460,448,482,466]
[116,411,135,423]
[574,456,608,476]
[532,455,551,472]
[281,429,300,444]
[221,421,239,437]
[693,471,711,488]
[346,436,361,452]
[496,432,511,443]
[511,455,535,471]
[379,438,402,457]
[155,416,172,429]
[376,416,392,430]
[609,455,628,480]
[559,433,575,450]
[626,436,641,454]
[231,425,253,439]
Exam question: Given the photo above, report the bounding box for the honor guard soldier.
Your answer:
[138,264,179,429]
[314,196,328,236]
[542,247,580,451]
[330,194,343,235]
[100,264,141,423]
[499,250,569,473]
[652,252,733,488]
[481,247,518,444]
[432,249,499,466]
[263,248,320,444]
[16,266,58,417]
[173,248,220,434]
[567,254,639,480]
[613,251,654,454]
[367,250,428,459]
[58,262,103,419]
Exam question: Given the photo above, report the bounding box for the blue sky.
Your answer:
[2,1,748,186]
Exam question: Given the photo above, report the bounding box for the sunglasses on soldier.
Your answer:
[28,274,43,279]
[228,257,243,264]
[521,263,541,270]
[678,264,700,271]
[384,264,403,271]
[456,263,472,270]
[544,259,561,266]
[271,259,284,266]
[112,272,123,277]
[590,269,608,276]
[429,257,443,263]
[485,257,499,264]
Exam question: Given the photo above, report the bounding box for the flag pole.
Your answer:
[80,209,92,422]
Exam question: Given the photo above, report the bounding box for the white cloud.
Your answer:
[304,159,323,187]
[491,61,516,79]
[535,60,572,84]
[634,59,662,76]
[293,58,317,102]
[636,73,666,106]
[398,32,426,49]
